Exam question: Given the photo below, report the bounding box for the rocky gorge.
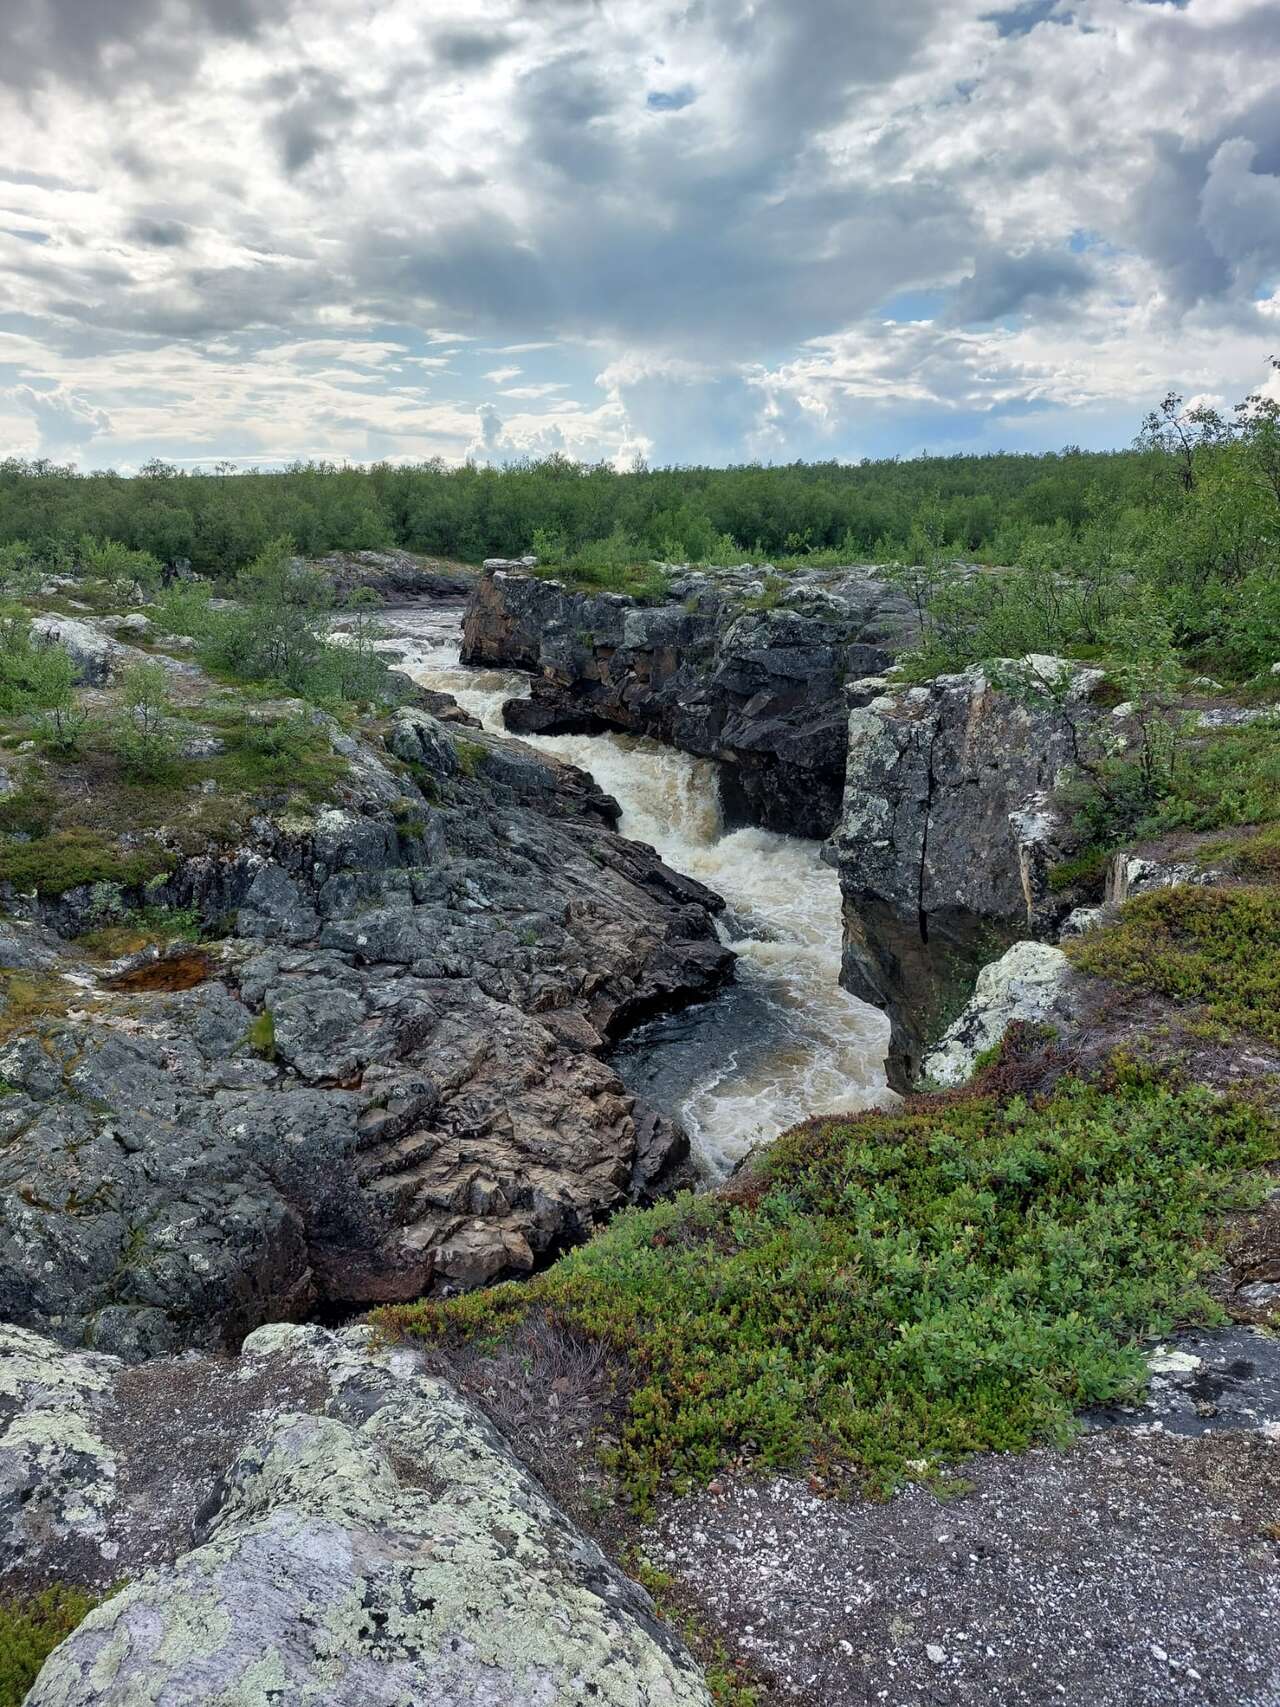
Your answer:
[3,551,1279,1705]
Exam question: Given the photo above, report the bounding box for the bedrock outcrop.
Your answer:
[0,707,731,1359]
[824,658,1104,1087]
[10,1322,712,1706]
[462,565,920,838]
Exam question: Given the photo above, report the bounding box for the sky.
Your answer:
[0,0,1278,472]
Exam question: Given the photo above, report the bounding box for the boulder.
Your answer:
[25,1324,712,1707]
[462,565,920,839]
[29,616,119,685]
[920,941,1077,1087]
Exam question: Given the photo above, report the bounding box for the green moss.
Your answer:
[0,1584,102,1706]
[378,1060,1276,1511]
[452,738,488,779]
[0,828,176,897]
[1069,885,1280,1043]
[246,1009,276,1060]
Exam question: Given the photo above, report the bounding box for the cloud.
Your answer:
[432,28,516,70]
[6,383,111,454]
[947,248,1095,325]
[1,0,291,91]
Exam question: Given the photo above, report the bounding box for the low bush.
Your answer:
[1069,886,1280,1043]
[379,1060,1276,1510]
[0,828,176,896]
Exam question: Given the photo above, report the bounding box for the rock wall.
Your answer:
[824,659,1104,1086]
[0,707,731,1358]
[462,565,919,839]
[8,1322,712,1706]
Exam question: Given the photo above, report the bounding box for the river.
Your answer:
[388,605,891,1178]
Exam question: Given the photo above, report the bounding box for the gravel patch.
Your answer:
[646,1429,1280,1705]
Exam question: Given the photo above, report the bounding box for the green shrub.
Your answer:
[379,1060,1276,1510]
[110,661,180,781]
[0,1584,101,1706]
[0,615,82,725]
[0,828,176,896]
[77,534,162,589]
[1069,886,1280,1042]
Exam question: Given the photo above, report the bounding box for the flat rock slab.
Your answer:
[646,1427,1280,1706]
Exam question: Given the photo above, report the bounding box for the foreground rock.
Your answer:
[0,703,731,1357]
[825,658,1104,1085]
[463,564,919,838]
[7,1323,711,1706]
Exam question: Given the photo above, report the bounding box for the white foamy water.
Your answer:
[390,606,891,1176]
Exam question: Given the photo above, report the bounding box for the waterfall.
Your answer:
[391,606,891,1177]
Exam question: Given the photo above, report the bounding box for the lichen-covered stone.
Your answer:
[920,941,1077,1087]
[0,1324,120,1577]
[27,1325,712,1707]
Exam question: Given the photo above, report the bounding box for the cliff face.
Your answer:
[462,566,919,839]
[824,659,1104,1085]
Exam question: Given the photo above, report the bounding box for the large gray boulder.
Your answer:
[29,615,120,685]
[25,1324,712,1707]
[824,658,1104,1087]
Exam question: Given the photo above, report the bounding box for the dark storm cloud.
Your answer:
[263,67,358,175]
[0,0,291,90]
[125,216,192,248]
[432,28,517,70]
[947,249,1094,324]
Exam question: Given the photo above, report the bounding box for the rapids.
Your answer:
[389,605,891,1177]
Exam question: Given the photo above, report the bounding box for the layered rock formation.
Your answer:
[462,565,919,838]
[7,1322,712,1706]
[0,706,731,1358]
[825,659,1105,1085]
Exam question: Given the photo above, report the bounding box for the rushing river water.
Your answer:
[389,605,891,1177]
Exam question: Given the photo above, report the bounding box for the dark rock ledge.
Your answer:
[0,706,731,1359]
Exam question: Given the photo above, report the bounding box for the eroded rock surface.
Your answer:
[10,1323,712,1706]
[824,659,1104,1085]
[0,707,731,1356]
[463,565,919,838]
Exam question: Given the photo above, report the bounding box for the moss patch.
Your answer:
[0,1584,102,1706]
[378,1060,1276,1511]
[1069,886,1280,1044]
